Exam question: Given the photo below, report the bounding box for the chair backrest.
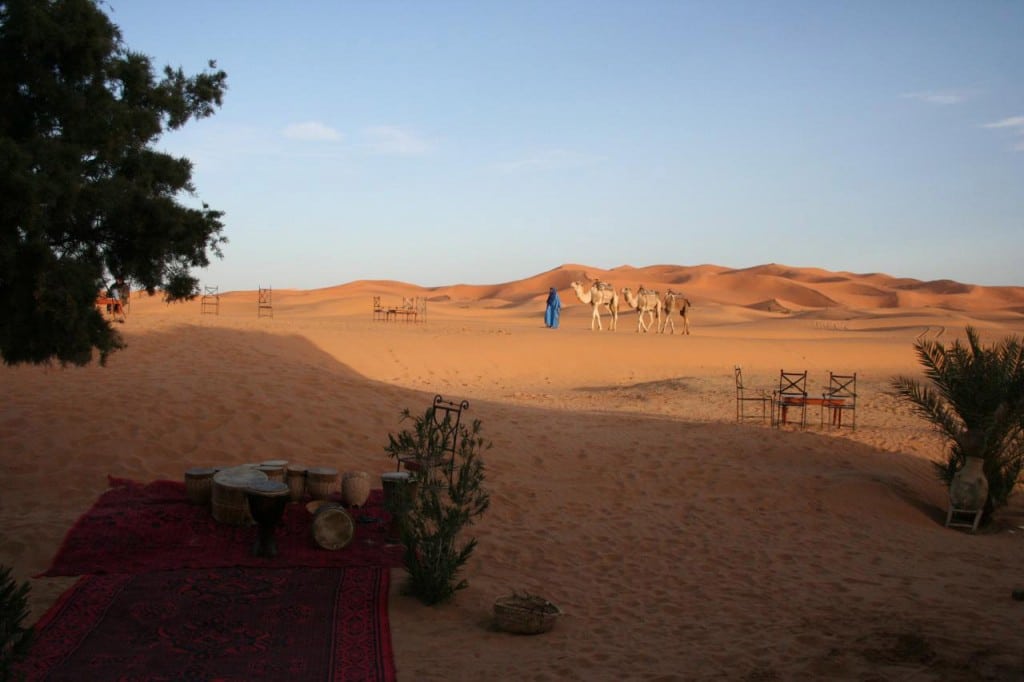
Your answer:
[734,366,745,392]
[825,372,857,401]
[778,370,807,398]
[429,395,469,473]
[373,296,382,310]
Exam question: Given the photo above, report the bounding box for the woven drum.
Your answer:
[341,471,371,507]
[184,467,216,506]
[306,467,338,500]
[257,464,285,482]
[260,459,289,469]
[285,464,307,502]
[311,502,354,550]
[211,466,268,525]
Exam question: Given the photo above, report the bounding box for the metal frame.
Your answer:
[774,369,808,427]
[734,366,773,424]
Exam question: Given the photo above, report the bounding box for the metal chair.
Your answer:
[396,394,469,483]
[821,372,857,429]
[734,366,773,424]
[201,285,220,315]
[774,370,808,427]
[372,296,386,321]
[258,285,273,318]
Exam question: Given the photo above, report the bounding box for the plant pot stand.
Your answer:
[945,506,983,532]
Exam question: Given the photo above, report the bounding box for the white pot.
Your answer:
[949,456,988,511]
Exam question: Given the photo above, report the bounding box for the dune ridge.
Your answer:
[222,263,1024,316]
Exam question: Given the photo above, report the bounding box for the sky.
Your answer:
[107,1,1024,291]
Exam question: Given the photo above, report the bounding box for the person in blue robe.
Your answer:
[544,287,561,328]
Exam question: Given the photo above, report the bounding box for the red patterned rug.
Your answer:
[18,566,394,682]
[42,477,402,576]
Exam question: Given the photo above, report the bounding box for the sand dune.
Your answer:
[3,262,1024,680]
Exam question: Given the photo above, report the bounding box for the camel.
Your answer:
[621,286,661,333]
[570,279,619,331]
[661,290,691,335]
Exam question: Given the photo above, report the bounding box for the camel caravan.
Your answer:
[570,276,690,334]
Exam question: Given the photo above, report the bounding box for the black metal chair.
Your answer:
[774,370,808,427]
[821,372,857,429]
[372,296,386,321]
[201,285,220,315]
[258,285,273,318]
[396,394,469,483]
[734,366,773,424]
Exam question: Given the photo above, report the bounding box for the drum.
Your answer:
[306,467,338,500]
[184,467,216,506]
[311,502,354,550]
[341,471,371,508]
[245,480,290,557]
[257,464,285,482]
[285,464,308,502]
[211,466,268,525]
[381,471,413,505]
[381,471,415,541]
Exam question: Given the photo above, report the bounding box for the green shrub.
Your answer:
[891,326,1024,522]
[0,566,32,682]
[385,405,491,605]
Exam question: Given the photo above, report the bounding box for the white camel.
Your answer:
[570,279,619,331]
[661,290,691,335]
[621,286,661,333]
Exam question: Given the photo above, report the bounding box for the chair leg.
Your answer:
[971,508,983,533]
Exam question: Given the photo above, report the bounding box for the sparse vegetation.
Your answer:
[385,405,491,605]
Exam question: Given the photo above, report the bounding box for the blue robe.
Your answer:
[545,289,561,328]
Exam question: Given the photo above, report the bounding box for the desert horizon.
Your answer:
[4,261,1024,680]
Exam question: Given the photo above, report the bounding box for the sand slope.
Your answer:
[2,263,1023,680]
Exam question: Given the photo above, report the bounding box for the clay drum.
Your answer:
[257,464,285,482]
[306,467,339,500]
[211,466,268,525]
[342,471,371,507]
[184,467,216,506]
[285,464,308,502]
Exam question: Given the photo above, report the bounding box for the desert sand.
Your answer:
[3,263,1024,680]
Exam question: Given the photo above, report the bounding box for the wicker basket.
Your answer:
[493,594,561,635]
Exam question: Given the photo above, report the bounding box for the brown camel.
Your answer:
[621,286,661,333]
[661,290,691,335]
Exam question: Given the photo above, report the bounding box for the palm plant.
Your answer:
[891,326,1024,522]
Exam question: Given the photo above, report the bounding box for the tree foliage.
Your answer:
[891,326,1024,521]
[0,0,227,365]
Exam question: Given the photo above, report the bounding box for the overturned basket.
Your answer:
[493,594,561,635]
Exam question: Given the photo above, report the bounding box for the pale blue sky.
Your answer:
[108,1,1023,291]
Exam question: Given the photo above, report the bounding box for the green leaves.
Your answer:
[0,566,33,681]
[385,405,491,605]
[0,0,227,365]
[891,326,1024,521]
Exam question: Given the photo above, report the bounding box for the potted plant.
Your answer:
[385,404,491,605]
[891,326,1024,526]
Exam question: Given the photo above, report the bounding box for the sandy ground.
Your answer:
[3,263,1024,680]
